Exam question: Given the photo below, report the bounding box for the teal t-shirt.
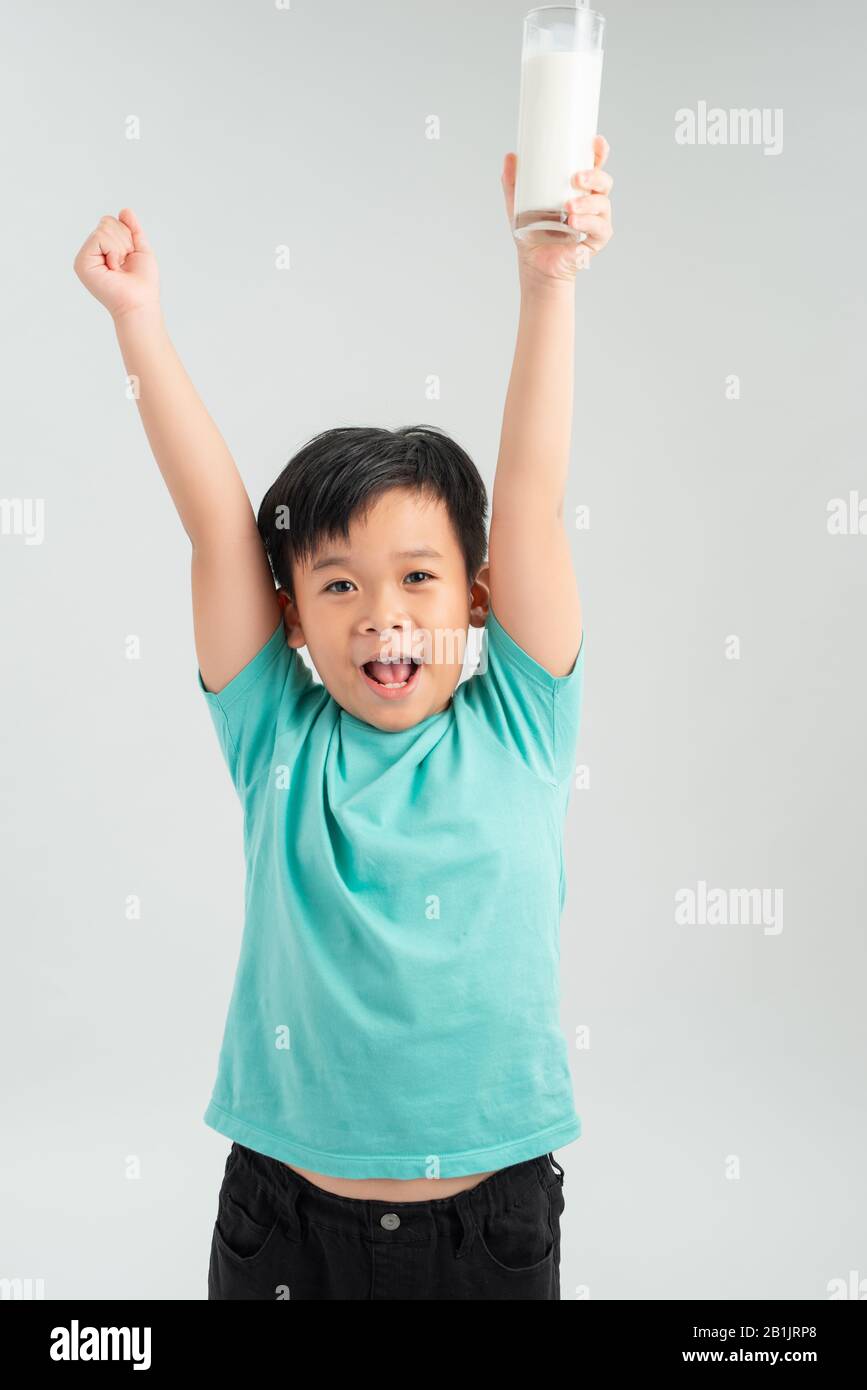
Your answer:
[198,602,585,1178]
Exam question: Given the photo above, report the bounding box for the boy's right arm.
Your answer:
[73,208,282,694]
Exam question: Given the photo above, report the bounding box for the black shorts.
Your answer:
[207,1141,566,1301]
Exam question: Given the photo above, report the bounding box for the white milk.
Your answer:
[515,49,604,217]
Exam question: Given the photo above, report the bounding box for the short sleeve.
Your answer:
[197,619,318,795]
[462,601,585,786]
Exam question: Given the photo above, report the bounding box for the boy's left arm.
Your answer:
[488,136,614,677]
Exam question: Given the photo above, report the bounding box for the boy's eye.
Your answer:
[323,572,433,594]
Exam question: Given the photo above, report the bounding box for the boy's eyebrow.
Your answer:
[311,547,445,572]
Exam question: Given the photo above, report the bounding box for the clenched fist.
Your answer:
[73,208,159,320]
[502,134,614,289]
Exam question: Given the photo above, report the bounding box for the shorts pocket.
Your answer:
[214,1185,281,1266]
[474,1174,556,1275]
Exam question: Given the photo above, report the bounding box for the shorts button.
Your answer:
[380,1212,401,1230]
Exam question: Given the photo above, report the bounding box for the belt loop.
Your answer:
[547,1151,564,1185]
[453,1188,478,1260]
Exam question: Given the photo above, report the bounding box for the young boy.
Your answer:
[73,139,614,1300]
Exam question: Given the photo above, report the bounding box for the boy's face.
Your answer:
[278,487,489,731]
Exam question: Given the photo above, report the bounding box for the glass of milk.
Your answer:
[513,4,606,244]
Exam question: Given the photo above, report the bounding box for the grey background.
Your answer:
[1,0,864,1300]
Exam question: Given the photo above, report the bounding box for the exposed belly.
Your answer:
[284,1162,498,1201]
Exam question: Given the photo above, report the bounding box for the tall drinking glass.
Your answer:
[513,4,606,244]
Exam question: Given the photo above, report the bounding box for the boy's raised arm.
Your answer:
[73,209,281,694]
[488,138,613,677]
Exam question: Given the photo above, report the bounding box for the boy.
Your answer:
[73,139,614,1300]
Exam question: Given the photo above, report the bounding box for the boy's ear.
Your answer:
[468,564,491,629]
[276,587,307,649]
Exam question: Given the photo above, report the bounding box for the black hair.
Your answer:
[256,425,489,601]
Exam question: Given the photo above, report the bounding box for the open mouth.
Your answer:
[359,656,423,698]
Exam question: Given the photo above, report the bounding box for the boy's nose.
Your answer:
[362,614,412,640]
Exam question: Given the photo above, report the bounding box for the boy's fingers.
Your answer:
[96,232,130,260]
[100,241,122,270]
[94,225,132,271]
[118,207,151,253]
[571,166,613,195]
[94,232,120,266]
[566,212,610,240]
[501,153,517,219]
[593,134,610,168]
[99,214,134,247]
[565,192,611,218]
[97,215,134,257]
[96,229,127,257]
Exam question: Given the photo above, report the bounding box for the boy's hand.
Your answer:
[73,208,160,320]
[502,134,613,288]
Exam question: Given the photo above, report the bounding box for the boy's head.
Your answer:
[257,425,491,730]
